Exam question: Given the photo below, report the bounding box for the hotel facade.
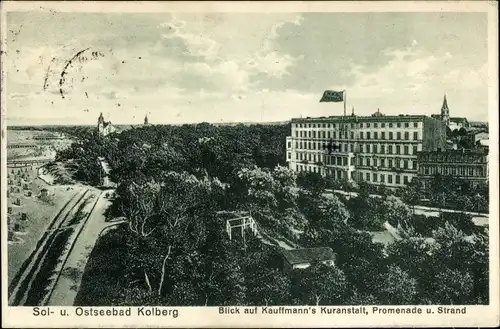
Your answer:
[286,110,447,187]
[417,149,489,188]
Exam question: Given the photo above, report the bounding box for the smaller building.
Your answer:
[417,148,489,188]
[281,247,336,272]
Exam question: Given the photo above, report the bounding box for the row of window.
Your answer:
[420,155,487,164]
[294,130,420,141]
[422,165,486,177]
[358,157,417,170]
[294,164,410,185]
[361,171,411,184]
[293,152,354,166]
[293,122,420,129]
[290,140,420,156]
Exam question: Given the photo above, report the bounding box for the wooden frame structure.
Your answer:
[225,216,257,241]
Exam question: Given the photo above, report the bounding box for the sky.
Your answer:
[4,11,489,125]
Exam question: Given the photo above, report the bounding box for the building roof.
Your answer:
[282,247,336,265]
[450,117,469,124]
[441,94,449,111]
[291,114,432,124]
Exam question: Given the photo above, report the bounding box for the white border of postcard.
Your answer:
[1,1,499,328]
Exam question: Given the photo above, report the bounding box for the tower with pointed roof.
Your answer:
[97,112,115,137]
[441,94,450,126]
[144,114,149,125]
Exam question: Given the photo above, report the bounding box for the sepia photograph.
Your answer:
[1,1,498,328]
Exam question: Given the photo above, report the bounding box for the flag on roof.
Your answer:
[320,90,344,102]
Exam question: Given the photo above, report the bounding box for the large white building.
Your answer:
[97,113,116,137]
[286,109,447,187]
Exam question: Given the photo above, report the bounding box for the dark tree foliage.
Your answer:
[67,122,487,307]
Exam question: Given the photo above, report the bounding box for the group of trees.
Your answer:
[51,122,488,306]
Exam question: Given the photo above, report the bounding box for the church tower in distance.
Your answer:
[441,94,450,126]
[144,114,149,125]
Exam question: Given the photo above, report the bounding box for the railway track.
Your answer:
[8,188,100,306]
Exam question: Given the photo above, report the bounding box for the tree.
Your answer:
[296,171,326,197]
[376,265,418,305]
[293,263,350,305]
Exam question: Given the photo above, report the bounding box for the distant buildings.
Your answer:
[144,114,150,125]
[286,109,447,187]
[97,113,116,137]
[417,148,489,188]
[431,94,471,131]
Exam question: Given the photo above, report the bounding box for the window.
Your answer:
[468,168,473,176]
[404,122,409,128]
[404,145,409,155]
[313,124,316,128]
[413,132,418,140]
[380,145,385,154]
[388,175,393,184]
[367,144,371,153]
[388,145,393,154]
[373,144,378,153]
[350,132,354,139]
[413,122,418,128]
[403,160,408,169]
[333,131,337,139]
[389,132,393,140]
[425,167,429,175]
[374,132,378,139]
[380,174,385,183]
[308,131,311,138]
[404,132,409,140]
[381,132,386,140]
[389,123,393,128]
[333,124,336,128]
[374,123,378,128]
[360,132,364,139]
[395,175,401,184]
[381,159,386,167]
[397,132,401,140]
[359,144,364,153]
[367,158,371,167]
[374,158,378,167]
[322,131,326,138]
[373,173,377,182]
[367,132,371,140]
[397,123,401,128]
[288,153,291,159]
[308,153,312,160]
[360,123,363,128]
[366,173,370,181]
[403,176,409,184]
[295,142,298,148]
[396,145,401,154]
[288,142,291,148]
[413,146,418,155]
[382,123,386,128]
[328,131,331,138]
[308,142,312,149]
[295,131,298,137]
[350,144,354,152]
[367,123,371,128]
[389,159,393,168]
[343,157,347,166]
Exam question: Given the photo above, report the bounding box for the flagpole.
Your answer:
[343,90,347,117]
